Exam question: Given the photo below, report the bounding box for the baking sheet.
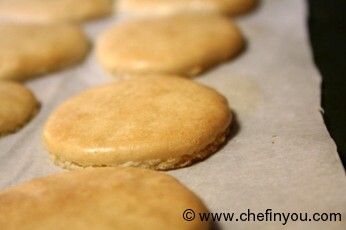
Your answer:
[0,0,345,229]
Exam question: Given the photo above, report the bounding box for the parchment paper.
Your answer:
[0,0,345,229]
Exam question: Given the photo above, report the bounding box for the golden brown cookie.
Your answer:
[0,167,210,230]
[118,0,257,17]
[0,23,89,81]
[43,76,232,170]
[0,0,113,24]
[0,81,39,135]
[96,13,244,78]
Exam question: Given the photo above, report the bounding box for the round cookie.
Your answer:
[43,76,232,170]
[118,0,257,17]
[0,81,39,135]
[96,13,244,77]
[0,0,113,24]
[0,24,89,81]
[0,168,210,230]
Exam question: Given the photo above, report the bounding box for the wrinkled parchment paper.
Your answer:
[0,0,345,229]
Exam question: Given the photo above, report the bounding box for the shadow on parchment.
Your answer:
[211,221,222,230]
[167,111,241,171]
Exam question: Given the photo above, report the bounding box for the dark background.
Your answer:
[308,0,346,169]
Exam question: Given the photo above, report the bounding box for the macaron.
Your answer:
[0,23,89,81]
[117,0,257,17]
[43,76,232,170]
[0,81,39,135]
[0,0,112,24]
[96,13,244,78]
[0,167,210,230]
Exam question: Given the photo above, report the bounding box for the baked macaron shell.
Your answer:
[0,81,39,135]
[96,13,244,77]
[0,167,210,230]
[43,76,232,170]
[0,23,89,81]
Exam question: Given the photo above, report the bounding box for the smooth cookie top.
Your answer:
[0,81,39,135]
[0,167,210,230]
[0,0,113,23]
[97,13,244,77]
[43,76,231,169]
[0,23,89,81]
